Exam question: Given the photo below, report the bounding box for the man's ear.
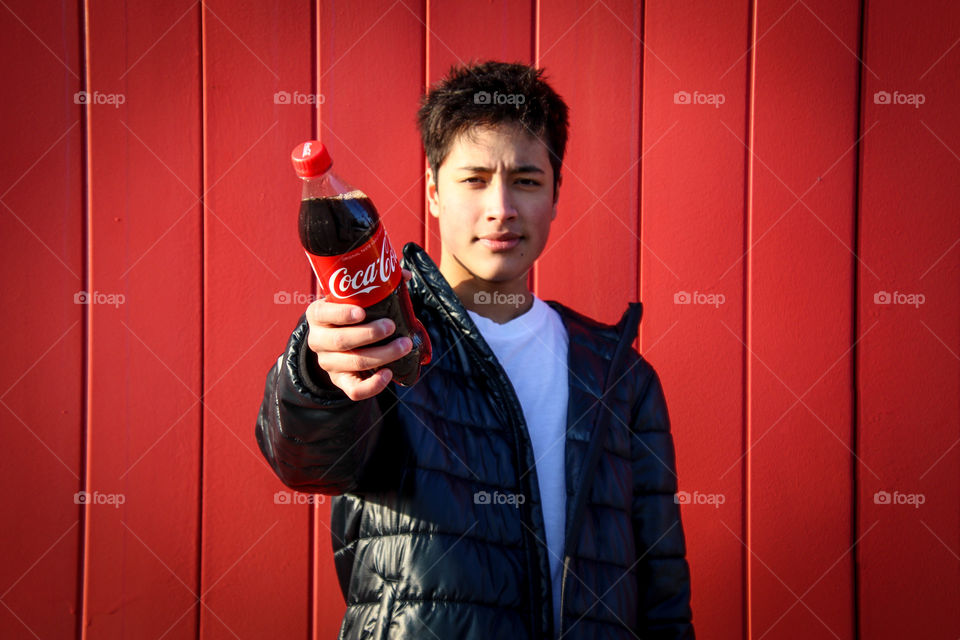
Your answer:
[426,167,440,219]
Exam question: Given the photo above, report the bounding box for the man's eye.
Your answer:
[516,178,541,186]
[462,177,485,184]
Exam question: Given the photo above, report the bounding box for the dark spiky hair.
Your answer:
[416,60,569,198]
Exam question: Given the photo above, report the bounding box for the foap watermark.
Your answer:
[74,91,126,108]
[874,290,925,308]
[473,91,525,106]
[74,491,126,508]
[75,291,125,307]
[674,490,725,509]
[274,490,326,505]
[474,291,526,308]
[873,90,925,109]
[873,490,924,509]
[674,290,725,308]
[274,290,320,305]
[474,490,525,508]
[674,90,725,109]
[274,90,325,106]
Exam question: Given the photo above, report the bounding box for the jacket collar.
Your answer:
[401,241,644,389]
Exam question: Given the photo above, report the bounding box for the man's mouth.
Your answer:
[477,233,522,251]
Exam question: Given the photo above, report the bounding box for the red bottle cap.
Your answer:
[291,140,332,177]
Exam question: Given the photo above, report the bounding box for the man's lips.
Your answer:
[477,233,522,251]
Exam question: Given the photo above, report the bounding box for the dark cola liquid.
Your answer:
[298,191,378,256]
[299,192,426,386]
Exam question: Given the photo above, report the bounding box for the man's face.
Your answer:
[427,123,559,290]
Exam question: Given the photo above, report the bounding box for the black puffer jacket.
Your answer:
[256,243,694,639]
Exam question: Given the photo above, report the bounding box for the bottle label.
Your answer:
[305,224,402,307]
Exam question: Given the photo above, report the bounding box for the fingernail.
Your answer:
[351,308,363,321]
[381,368,393,382]
[401,337,413,352]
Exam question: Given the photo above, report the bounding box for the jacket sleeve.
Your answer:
[255,313,388,495]
[629,361,695,639]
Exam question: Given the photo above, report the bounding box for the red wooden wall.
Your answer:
[1,1,957,638]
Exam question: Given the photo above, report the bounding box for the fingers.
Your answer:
[309,317,397,353]
[402,268,412,282]
[315,336,413,374]
[329,368,393,402]
[307,299,364,327]
[303,276,416,401]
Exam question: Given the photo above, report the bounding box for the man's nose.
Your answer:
[485,180,518,221]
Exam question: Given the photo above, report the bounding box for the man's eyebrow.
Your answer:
[456,165,545,173]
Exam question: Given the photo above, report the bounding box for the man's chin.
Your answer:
[446,249,531,287]
[468,265,529,286]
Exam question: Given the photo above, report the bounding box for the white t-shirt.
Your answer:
[467,295,569,635]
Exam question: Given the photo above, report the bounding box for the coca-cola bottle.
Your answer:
[291,140,431,386]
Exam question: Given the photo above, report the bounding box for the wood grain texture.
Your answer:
[641,1,751,637]
[747,1,861,637]
[80,1,203,637]
[857,1,960,638]
[0,1,83,638]
[201,0,312,637]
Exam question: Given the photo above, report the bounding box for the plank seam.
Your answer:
[852,0,869,637]
[636,0,645,337]
[198,2,208,637]
[77,0,91,636]
[744,0,759,637]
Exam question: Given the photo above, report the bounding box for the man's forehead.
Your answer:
[446,124,549,164]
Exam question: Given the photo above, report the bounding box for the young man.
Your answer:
[256,61,694,639]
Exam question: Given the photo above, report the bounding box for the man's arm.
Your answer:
[629,361,695,639]
[255,314,387,495]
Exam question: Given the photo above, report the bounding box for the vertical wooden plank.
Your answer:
[641,0,750,637]
[858,1,960,637]
[314,1,426,636]
[536,0,639,325]
[82,1,203,636]
[748,1,860,637]
[424,0,534,262]
[202,1,313,637]
[318,0,427,279]
[0,1,83,638]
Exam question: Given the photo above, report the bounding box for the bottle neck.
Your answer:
[300,169,353,200]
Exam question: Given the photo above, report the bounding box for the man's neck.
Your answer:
[439,263,533,324]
